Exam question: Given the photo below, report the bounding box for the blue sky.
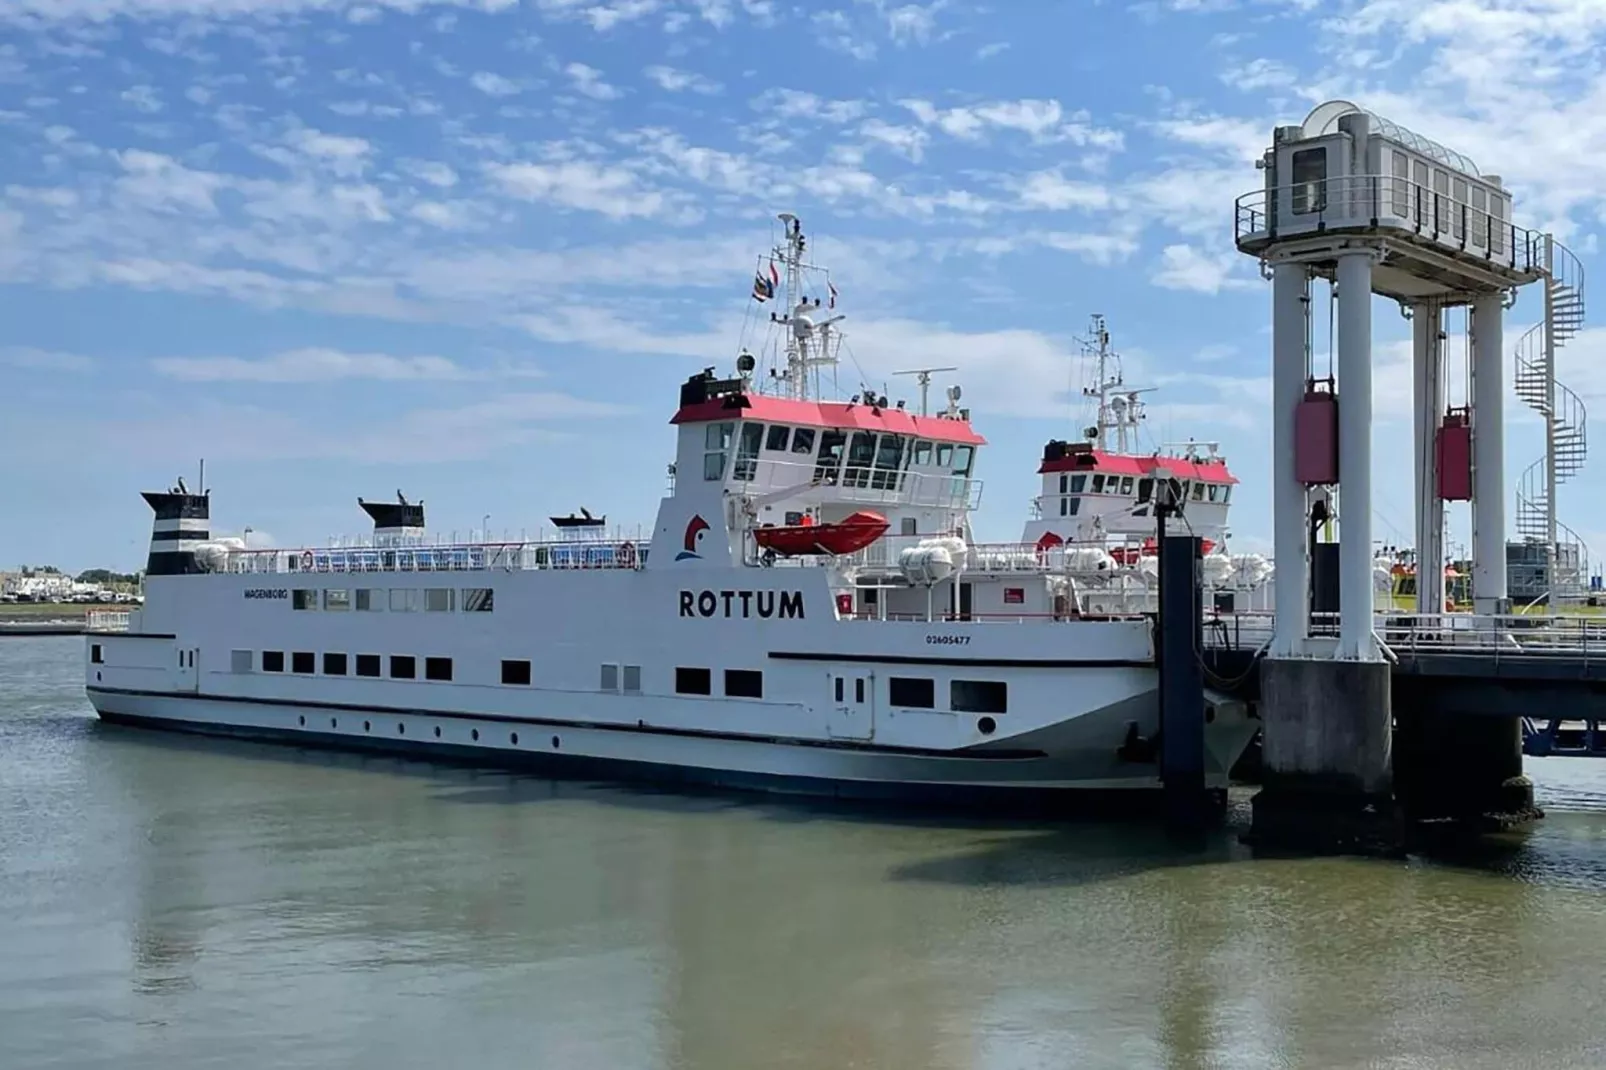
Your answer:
[3,0,1606,573]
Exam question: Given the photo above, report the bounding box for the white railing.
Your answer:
[760,532,1166,574]
[733,457,983,513]
[226,537,647,575]
[86,611,132,633]
[1207,611,1606,662]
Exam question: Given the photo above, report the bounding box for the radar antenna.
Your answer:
[892,366,959,417]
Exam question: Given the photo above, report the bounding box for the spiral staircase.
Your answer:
[1513,236,1589,603]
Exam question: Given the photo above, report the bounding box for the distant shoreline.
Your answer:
[0,603,104,637]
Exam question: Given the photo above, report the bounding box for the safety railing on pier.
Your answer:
[1234,175,1552,277]
[85,611,131,633]
[1207,611,1606,663]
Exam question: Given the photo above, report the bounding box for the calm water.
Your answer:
[5,637,1606,1069]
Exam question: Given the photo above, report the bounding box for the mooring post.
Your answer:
[1158,528,1206,831]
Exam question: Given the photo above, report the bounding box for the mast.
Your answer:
[1080,314,1147,455]
[764,213,843,401]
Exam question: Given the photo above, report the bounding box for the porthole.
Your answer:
[510,732,520,746]
[331,717,338,728]
[977,716,997,736]
[433,726,441,738]
[96,671,102,681]
[363,720,371,733]
[298,715,306,727]
[551,735,560,750]
[397,723,406,735]
[471,729,480,741]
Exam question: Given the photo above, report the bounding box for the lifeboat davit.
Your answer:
[753,510,890,557]
[1108,537,1217,564]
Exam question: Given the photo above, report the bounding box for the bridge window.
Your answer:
[889,677,935,709]
[703,421,734,482]
[502,659,531,685]
[734,421,763,481]
[844,431,876,488]
[675,666,712,696]
[765,424,791,452]
[1207,485,1220,502]
[1091,475,1105,493]
[814,429,845,482]
[1070,474,1086,493]
[323,652,348,676]
[951,445,974,476]
[1193,482,1205,501]
[871,434,905,490]
[725,669,763,699]
[913,440,933,466]
[790,427,816,455]
[936,443,953,468]
[1119,477,1134,495]
[1290,148,1326,215]
[952,679,1007,714]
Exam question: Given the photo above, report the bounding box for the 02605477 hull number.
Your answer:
[925,635,970,645]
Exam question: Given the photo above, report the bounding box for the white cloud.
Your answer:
[399,158,458,187]
[119,85,163,113]
[858,119,928,161]
[756,88,866,124]
[900,97,1125,150]
[284,127,372,176]
[1014,169,1112,212]
[1150,244,1257,294]
[644,64,720,94]
[487,159,671,219]
[1,346,94,372]
[0,0,521,21]
[469,71,521,97]
[564,61,622,100]
[152,349,478,382]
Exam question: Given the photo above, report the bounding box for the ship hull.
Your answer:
[85,685,1255,801]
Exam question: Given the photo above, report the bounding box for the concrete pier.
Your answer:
[1249,658,1401,853]
[1393,708,1538,828]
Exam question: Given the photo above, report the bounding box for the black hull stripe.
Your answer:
[769,652,1152,668]
[85,685,1045,760]
[93,711,1160,811]
[150,529,210,543]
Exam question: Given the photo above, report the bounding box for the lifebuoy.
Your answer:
[618,541,637,569]
[301,550,314,571]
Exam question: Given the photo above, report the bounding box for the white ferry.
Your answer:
[84,213,1257,805]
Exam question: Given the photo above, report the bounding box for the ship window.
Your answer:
[725,669,763,699]
[703,421,734,482]
[1452,176,1468,238]
[1070,474,1086,493]
[813,429,846,483]
[1059,474,1067,494]
[889,677,935,709]
[1222,485,1232,503]
[292,589,318,610]
[230,649,250,673]
[1137,478,1153,504]
[951,445,974,476]
[600,663,619,691]
[901,517,918,536]
[1193,482,1205,501]
[389,588,418,612]
[1391,149,1409,215]
[834,677,844,702]
[323,588,350,611]
[871,434,905,490]
[951,679,1007,714]
[1060,497,1068,516]
[623,665,641,693]
[461,588,494,612]
[262,650,285,673]
[1207,485,1220,502]
[765,424,791,452]
[734,422,763,481]
[425,656,453,682]
[1068,498,1081,516]
[355,654,381,677]
[913,440,933,466]
[91,643,104,664]
[323,652,348,676]
[1471,186,1488,244]
[936,443,953,468]
[502,659,531,685]
[292,651,315,674]
[844,431,876,488]
[355,588,381,611]
[675,666,712,696]
[424,588,453,612]
[855,678,865,703]
[1091,475,1105,493]
[390,655,416,680]
[1290,147,1326,215]
[790,427,816,455]
[1119,477,1134,495]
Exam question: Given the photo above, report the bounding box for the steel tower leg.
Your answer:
[1472,291,1508,615]
[1335,251,1380,660]
[1413,299,1445,614]
[1271,262,1310,657]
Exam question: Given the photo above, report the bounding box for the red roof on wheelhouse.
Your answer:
[671,392,987,446]
[1037,447,1236,484]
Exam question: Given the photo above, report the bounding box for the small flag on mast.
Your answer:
[769,261,779,288]
[752,272,774,302]
[827,280,838,309]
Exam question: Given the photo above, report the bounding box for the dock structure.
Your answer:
[1233,101,1583,849]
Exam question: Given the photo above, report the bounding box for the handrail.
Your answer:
[732,456,983,513]
[1235,175,1550,276]
[1205,611,1606,659]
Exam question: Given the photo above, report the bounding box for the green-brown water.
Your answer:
[5,635,1606,1069]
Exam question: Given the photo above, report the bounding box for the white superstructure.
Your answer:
[84,215,1257,803]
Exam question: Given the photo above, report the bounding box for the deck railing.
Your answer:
[226,537,648,575]
[1207,610,1606,662]
[85,611,132,633]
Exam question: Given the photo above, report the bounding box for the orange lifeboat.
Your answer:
[753,510,889,557]
[1108,537,1217,564]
